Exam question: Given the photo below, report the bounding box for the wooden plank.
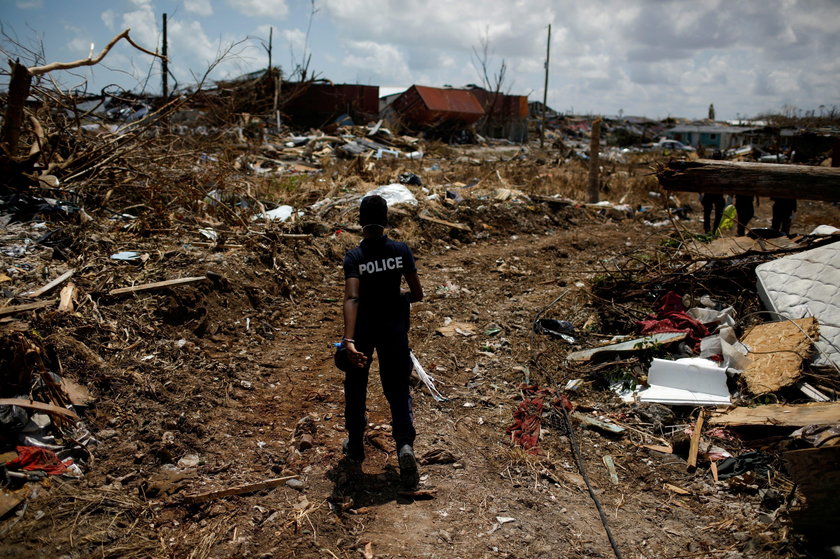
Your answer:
[418,210,472,232]
[58,282,76,312]
[181,476,298,504]
[21,269,75,298]
[0,398,79,421]
[658,159,840,202]
[108,276,207,296]
[573,412,626,435]
[687,411,705,471]
[566,332,687,363]
[0,490,25,518]
[0,298,59,317]
[708,402,840,427]
[741,317,818,395]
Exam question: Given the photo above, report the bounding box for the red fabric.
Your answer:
[507,385,575,454]
[5,445,70,475]
[507,397,544,453]
[637,291,709,352]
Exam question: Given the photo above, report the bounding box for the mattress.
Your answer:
[755,240,840,368]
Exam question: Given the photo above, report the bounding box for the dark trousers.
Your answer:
[702,194,725,234]
[735,195,754,236]
[771,198,796,234]
[344,325,416,449]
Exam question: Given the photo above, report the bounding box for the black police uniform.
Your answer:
[343,235,417,451]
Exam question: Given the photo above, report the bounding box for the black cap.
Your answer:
[359,195,388,228]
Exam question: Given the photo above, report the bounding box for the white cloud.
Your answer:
[281,28,305,52]
[342,40,411,84]
[227,0,288,19]
[185,0,214,17]
[101,0,158,50]
[16,0,42,8]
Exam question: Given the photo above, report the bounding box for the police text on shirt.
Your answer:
[359,256,403,275]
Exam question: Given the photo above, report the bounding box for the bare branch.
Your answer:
[28,29,163,76]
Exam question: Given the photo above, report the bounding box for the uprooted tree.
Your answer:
[0,29,164,193]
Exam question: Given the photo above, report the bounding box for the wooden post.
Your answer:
[540,24,551,150]
[587,117,601,203]
[687,410,705,472]
[267,27,273,76]
[1,60,33,155]
[161,13,168,98]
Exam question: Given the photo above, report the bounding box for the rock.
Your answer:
[97,429,118,440]
[286,478,304,491]
[634,403,676,430]
[297,434,313,451]
[177,453,201,469]
[294,416,317,437]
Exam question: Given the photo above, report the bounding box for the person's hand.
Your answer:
[345,342,368,367]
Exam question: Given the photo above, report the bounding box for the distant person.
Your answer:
[771,198,797,234]
[735,195,755,236]
[701,193,725,235]
[701,151,726,235]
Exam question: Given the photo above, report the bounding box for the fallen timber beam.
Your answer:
[657,159,840,202]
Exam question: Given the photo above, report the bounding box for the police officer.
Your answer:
[340,194,424,487]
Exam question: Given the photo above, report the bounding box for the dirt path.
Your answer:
[227,220,772,559]
[2,205,806,559]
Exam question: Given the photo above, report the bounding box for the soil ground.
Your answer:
[1,148,838,559]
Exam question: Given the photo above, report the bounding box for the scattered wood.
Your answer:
[602,455,619,485]
[108,276,208,296]
[710,461,719,482]
[683,235,800,260]
[181,475,298,504]
[531,194,573,207]
[708,402,840,427]
[636,443,673,454]
[566,332,687,363]
[61,378,94,406]
[664,483,691,495]
[0,398,79,422]
[741,317,818,395]
[798,381,830,402]
[58,282,76,312]
[0,490,26,518]
[418,210,472,232]
[0,298,59,317]
[435,321,476,337]
[21,269,75,298]
[573,412,626,435]
[657,159,840,203]
[687,411,706,472]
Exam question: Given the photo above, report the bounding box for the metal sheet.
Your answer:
[391,85,484,127]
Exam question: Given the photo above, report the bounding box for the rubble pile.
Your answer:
[1,67,839,559]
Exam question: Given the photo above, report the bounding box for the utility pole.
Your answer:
[161,13,168,98]
[588,117,601,203]
[267,27,273,76]
[540,23,551,149]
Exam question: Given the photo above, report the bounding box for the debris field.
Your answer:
[2,45,840,559]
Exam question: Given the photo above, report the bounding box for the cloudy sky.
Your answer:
[3,0,839,120]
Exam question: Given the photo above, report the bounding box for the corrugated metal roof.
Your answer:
[390,85,485,127]
[414,86,485,117]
